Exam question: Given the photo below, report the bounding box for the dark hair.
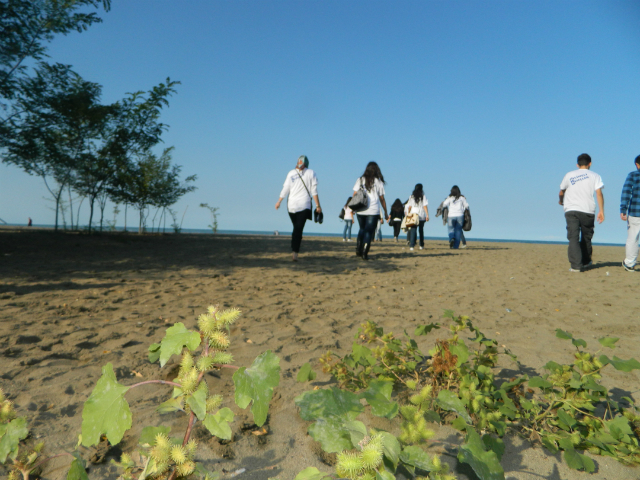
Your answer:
[450,185,461,201]
[577,153,591,166]
[390,198,404,214]
[411,183,424,202]
[361,161,385,191]
[635,155,640,165]
[345,196,352,208]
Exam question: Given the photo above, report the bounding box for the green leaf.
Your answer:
[187,388,208,421]
[543,361,563,373]
[377,430,401,471]
[482,435,505,461]
[352,343,376,365]
[292,467,332,480]
[139,426,171,446]
[307,417,354,452]
[451,416,467,431]
[359,380,398,419]
[233,350,281,426]
[490,420,506,437]
[541,436,558,454]
[0,416,28,463]
[555,329,573,340]
[598,337,619,349]
[450,340,469,366]
[423,410,441,423]
[376,470,396,480]
[458,427,505,480]
[195,462,221,480]
[203,407,234,440]
[400,445,435,471]
[159,323,201,367]
[436,390,472,423]
[606,416,633,441]
[557,410,576,430]
[295,387,364,421]
[344,420,367,447]
[81,363,131,447]
[148,343,161,363]
[66,454,89,480]
[563,447,595,472]
[156,397,184,414]
[414,323,440,336]
[528,376,553,390]
[571,338,587,348]
[296,362,317,382]
[599,355,640,372]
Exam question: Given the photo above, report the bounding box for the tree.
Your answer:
[1,63,113,230]
[0,0,110,114]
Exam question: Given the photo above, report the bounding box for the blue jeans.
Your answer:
[343,220,353,239]
[408,220,425,248]
[447,216,464,249]
[357,214,378,247]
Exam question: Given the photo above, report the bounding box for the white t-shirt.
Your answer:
[279,168,318,213]
[343,206,353,221]
[442,196,469,217]
[405,195,428,221]
[353,177,385,216]
[560,169,604,214]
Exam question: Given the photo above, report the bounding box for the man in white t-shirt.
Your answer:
[275,155,322,261]
[559,153,605,272]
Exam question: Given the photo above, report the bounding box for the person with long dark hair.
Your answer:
[275,155,322,261]
[388,198,404,242]
[352,161,388,260]
[441,185,468,249]
[404,183,429,251]
[342,196,354,241]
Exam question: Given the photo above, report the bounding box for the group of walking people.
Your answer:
[275,156,470,261]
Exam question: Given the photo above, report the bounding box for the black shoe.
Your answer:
[314,210,323,224]
[356,239,363,257]
[449,239,455,249]
[362,242,370,260]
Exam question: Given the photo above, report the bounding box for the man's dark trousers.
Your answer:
[565,211,595,270]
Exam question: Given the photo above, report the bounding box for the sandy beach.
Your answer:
[1,228,639,480]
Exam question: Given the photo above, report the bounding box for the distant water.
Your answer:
[3,223,625,247]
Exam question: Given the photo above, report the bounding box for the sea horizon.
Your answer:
[0,223,626,247]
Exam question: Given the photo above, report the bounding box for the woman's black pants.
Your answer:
[289,209,311,253]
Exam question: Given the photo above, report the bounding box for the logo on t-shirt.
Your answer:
[570,173,589,185]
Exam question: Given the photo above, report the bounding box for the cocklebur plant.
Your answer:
[399,385,436,445]
[79,304,280,480]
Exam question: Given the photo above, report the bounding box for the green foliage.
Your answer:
[297,362,317,382]
[157,322,201,367]
[233,350,281,427]
[314,311,640,477]
[200,203,220,233]
[81,363,132,446]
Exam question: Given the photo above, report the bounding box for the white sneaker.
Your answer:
[419,246,423,250]
[460,244,467,249]
[569,268,581,273]
[410,247,414,251]
[343,238,346,242]
[347,239,351,242]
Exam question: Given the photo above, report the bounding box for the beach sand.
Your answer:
[1,228,639,480]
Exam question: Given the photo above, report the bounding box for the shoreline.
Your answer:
[0,224,626,247]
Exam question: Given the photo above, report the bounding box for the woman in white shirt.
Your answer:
[275,155,322,261]
[441,185,469,249]
[352,162,388,260]
[342,197,354,241]
[404,183,429,251]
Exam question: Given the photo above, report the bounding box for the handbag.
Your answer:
[339,208,345,220]
[347,178,369,212]
[463,208,472,231]
[405,213,419,227]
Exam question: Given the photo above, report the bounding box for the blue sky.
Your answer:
[1,1,639,243]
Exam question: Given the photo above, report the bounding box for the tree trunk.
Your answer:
[68,185,74,229]
[124,204,127,232]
